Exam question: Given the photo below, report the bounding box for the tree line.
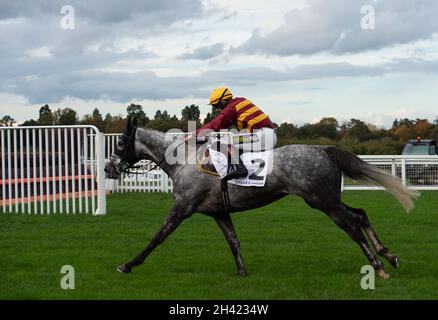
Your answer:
[1,104,437,154]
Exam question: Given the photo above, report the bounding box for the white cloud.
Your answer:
[25,46,52,58]
[237,0,438,56]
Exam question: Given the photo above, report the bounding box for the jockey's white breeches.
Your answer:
[237,128,277,152]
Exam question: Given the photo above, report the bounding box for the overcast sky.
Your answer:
[1,0,438,128]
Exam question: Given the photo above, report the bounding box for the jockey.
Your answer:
[193,87,277,182]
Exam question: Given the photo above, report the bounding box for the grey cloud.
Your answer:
[1,62,396,104]
[178,43,226,60]
[0,49,156,79]
[201,63,384,86]
[6,70,208,104]
[0,0,202,24]
[0,0,204,61]
[0,0,204,101]
[2,1,437,106]
[236,0,438,56]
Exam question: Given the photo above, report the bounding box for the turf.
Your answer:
[0,191,437,300]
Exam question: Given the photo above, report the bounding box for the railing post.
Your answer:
[401,158,407,186]
[161,169,168,193]
[94,132,107,215]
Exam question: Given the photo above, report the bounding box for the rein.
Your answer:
[117,130,232,214]
[120,158,166,175]
[118,128,185,175]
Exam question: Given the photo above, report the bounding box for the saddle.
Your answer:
[198,148,221,176]
[197,132,260,177]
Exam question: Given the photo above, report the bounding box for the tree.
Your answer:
[109,115,127,133]
[398,118,415,128]
[103,113,113,133]
[296,123,315,139]
[20,119,39,126]
[0,115,16,127]
[92,108,104,130]
[342,119,374,142]
[127,103,149,126]
[53,108,78,125]
[154,109,171,121]
[181,104,200,121]
[38,104,54,125]
[393,125,414,144]
[80,109,107,131]
[313,117,338,140]
[277,122,298,138]
[146,109,182,132]
[413,119,432,138]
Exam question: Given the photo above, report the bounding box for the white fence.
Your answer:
[0,126,106,215]
[1,126,435,215]
[104,133,438,192]
[3,126,435,216]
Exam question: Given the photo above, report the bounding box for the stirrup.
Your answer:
[223,164,248,182]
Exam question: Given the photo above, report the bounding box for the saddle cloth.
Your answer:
[199,148,272,187]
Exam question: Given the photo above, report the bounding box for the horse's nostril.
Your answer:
[104,167,108,173]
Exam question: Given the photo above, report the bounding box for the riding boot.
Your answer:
[223,156,248,182]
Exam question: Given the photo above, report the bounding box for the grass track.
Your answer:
[0,191,437,299]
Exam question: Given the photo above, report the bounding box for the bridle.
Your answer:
[116,126,190,175]
[116,126,165,175]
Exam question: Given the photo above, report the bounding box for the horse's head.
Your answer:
[105,116,141,179]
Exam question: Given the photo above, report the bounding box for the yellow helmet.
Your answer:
[209,87,233,105]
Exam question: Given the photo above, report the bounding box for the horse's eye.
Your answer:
[117,140,124,149]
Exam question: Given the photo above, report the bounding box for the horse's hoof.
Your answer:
[236,270,247,277]
[117,265,131,274]
[390,256,399,269]
[376,269,390,279]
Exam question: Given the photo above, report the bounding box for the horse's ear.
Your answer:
[132,117,138,127]
[127,116,132,129]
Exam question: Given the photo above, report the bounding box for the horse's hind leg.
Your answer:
[343,204,399,269]
[308,200,390,279]
[215,214,247,276]
[332,207,390,278]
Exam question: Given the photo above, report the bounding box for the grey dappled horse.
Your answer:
[105,118,419,279]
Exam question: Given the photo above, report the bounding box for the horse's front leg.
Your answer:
[117,206,192,273]
[215,213,247,276]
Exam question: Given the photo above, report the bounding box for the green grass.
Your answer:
[0,191,437,300]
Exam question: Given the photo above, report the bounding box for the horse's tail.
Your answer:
[324,146,419,212]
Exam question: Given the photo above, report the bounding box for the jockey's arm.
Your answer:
[195,104,236,136]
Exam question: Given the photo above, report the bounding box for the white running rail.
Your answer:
[0,126,106,215]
